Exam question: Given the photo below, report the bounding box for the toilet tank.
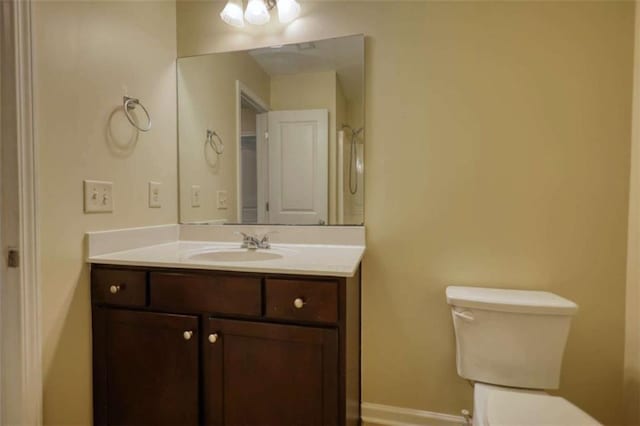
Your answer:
[446,286,578,390]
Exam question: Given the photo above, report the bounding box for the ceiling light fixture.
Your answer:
[220,0,245,27]
[276,0,300,23]
[220,0,301,27]
[245,0,270,25]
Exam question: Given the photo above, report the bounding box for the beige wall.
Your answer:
[625,6,640,426]
[178,1,634,424]
[347,98,363,132]
[178,51,270,223]
[336,77,364,225]
[33,1,178,424]
[345,93,365,225]
[336,79,347,143]
[271,70,340,223]
[336,78,347,223]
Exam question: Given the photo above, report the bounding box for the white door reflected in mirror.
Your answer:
[267,109,328,225]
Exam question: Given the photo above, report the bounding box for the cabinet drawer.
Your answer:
[265,279,338,323]
[91,268,147,308]
[150,272,262,316]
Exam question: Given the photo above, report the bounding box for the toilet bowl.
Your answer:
[446,286,601,426]
[472,383,600,426]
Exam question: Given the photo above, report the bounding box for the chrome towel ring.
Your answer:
[123,96,152,132]
[206,129,224,155]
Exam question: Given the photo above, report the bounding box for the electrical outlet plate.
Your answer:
[84,180,113,213]
[191,185,201,207]
[148,181,161,208]
[217,190,228,210]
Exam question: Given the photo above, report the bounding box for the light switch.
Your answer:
[148,181,161,208]
[217,190,228,210]
[191,185,201,207]
[84,180,113,213]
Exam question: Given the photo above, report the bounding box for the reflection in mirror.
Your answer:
[178,35,364,225]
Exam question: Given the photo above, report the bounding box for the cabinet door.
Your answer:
[205,319,338,426]
[93,308,199,426]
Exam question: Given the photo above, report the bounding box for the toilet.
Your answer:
[446,286,601,426]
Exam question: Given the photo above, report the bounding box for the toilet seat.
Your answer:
[486,388,601,426]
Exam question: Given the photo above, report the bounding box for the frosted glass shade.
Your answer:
[245,0,270,25]
[276,0,300,23]
[220,0,245,27]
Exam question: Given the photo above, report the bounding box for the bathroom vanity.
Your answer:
[89,32,366,426]
[87,225,364,426]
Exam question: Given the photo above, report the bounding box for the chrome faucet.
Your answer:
[238,232,271,249]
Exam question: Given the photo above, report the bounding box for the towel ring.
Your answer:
[123,96,152,132]
[206,129,224,155]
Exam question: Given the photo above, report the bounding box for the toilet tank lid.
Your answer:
[446,286,578,315]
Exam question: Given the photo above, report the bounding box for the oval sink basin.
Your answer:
[187,248,284,262]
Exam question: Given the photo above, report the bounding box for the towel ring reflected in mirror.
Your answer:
[123,96,152,132]
[206,129,224,155]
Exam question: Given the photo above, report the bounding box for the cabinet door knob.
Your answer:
[109,285,121,294]
[208,333,219,344]
[293,298,306,309]
[183,331,193,341]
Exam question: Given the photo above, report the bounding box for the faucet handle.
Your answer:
[234,231,252,240]
[257,231,278,248]
[257,230,277,240]
[259,237,271,249]
[235,231,258,249]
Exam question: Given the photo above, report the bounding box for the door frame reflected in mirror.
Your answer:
[235,80,269,224]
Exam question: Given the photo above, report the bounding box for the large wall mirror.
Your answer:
[178,35,364,225]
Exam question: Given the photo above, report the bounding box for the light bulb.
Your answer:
[245,0,270,25]
[276,0,300,23]
[220,0,245,28]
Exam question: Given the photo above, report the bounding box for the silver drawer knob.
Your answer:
[183,331,193,341]
[293,298,305,309]
[109,285,121,294]
[208,333,219,344]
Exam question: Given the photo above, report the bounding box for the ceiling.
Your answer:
[248,35,364,103]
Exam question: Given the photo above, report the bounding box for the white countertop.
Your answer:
[86,224,365,277]
[88,240,364,277]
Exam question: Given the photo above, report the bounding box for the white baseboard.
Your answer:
[361,402,467,426]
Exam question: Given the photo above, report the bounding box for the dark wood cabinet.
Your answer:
[91,266,361,426]
[205,319,338,426]
[92,309,199,426]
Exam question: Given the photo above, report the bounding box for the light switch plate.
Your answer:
[191,185,201,207]
[84,180,113,213]
[217,190,228,210]
[148,181,161,208]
